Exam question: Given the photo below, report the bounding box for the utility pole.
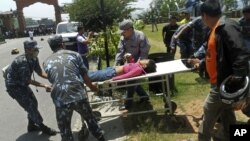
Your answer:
[100,0,110,67]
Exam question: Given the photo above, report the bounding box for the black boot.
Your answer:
[39,124,57,136]
[78,123,89,140]
[27,120,40,132]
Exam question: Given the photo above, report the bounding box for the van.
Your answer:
[56,21,80,52]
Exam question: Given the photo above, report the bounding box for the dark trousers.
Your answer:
[125,81,149,108]
[6,85,43,125]
[56,100,103,141]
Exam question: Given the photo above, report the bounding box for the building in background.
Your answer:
[0,10,19,38]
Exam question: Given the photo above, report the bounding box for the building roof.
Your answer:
[0,10,17,16]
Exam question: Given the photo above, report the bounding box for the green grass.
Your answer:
[121,23,249,141]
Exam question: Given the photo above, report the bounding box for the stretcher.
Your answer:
[89,59,192,118]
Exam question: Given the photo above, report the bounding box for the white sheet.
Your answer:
[97,59,191,85]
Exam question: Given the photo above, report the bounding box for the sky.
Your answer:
[0,0,153,20]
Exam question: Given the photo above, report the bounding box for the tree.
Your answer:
[138,0,185,23]
[241,0,249,7]
[224,0,238,11]
[65,0,137,32]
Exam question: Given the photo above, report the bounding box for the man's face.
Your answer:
[170,19,177,25]
[201,13,209,27]
[121,27,133,39]
[25,48,39,58]
[182,12,190,19]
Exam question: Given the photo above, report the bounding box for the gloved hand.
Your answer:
[225,75,244,93]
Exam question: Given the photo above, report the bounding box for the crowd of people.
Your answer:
[3,0,250,141]
[3,26,55,39]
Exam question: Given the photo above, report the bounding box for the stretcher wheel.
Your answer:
[164,101,177,113]
[93,111,102,121]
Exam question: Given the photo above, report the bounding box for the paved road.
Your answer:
[0,36,126,141]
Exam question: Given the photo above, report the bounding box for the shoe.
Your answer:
[40,125,57,136]
[27,123,41,132]
[119,105,128,111]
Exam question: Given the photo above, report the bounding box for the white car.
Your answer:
[56,21,79,52]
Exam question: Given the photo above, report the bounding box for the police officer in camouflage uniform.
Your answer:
[115,19,151,110]
[44,35,105,141]
[4,40,57,135]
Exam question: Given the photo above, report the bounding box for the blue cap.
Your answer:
[23,40,42,49]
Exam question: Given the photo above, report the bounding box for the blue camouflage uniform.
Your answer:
[170,24,193,59]
[43,49,103,141]
[5,54,44,125]
[115,29,151,109]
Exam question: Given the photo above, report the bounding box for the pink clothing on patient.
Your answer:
[112,63,145,80]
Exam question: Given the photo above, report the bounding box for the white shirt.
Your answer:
[28,31,33,37]
[77,35,87,43]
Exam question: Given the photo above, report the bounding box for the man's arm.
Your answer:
[173,24,190,40]
[77,32,93,45]
[37,71,48,79]
[162,26,166,43]
[82,73,98,92]
[34,59,48,79]
[138,34,150,59]
[114,39,125,65]
[29,80,51,92]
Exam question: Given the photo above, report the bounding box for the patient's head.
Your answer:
[139,59,156,73]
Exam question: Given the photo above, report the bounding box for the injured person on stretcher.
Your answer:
[88,59,156,111]
[88,59,157,82]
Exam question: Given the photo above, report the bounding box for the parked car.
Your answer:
[56,21,80,52]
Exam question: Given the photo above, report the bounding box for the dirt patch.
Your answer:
[178,99,204,132]
[122,102,197,135]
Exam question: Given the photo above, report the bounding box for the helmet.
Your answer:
[220,75,249,104]
[47,35,63,52]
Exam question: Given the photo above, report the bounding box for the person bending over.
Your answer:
[44,35,106,141]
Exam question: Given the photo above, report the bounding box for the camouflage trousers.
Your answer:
[6,85,43,125]
[56,100,103,141]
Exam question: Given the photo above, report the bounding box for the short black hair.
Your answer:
[170,15,177,20]
[243,5,250,14]
[144,59,157,73]
[200,0,222,17]
[77,26,84,32]
[47,35,63,52]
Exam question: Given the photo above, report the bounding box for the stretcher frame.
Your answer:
[89,59,192,118]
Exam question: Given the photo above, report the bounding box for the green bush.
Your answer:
[89,26,120,60]
[134,19,145,30]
